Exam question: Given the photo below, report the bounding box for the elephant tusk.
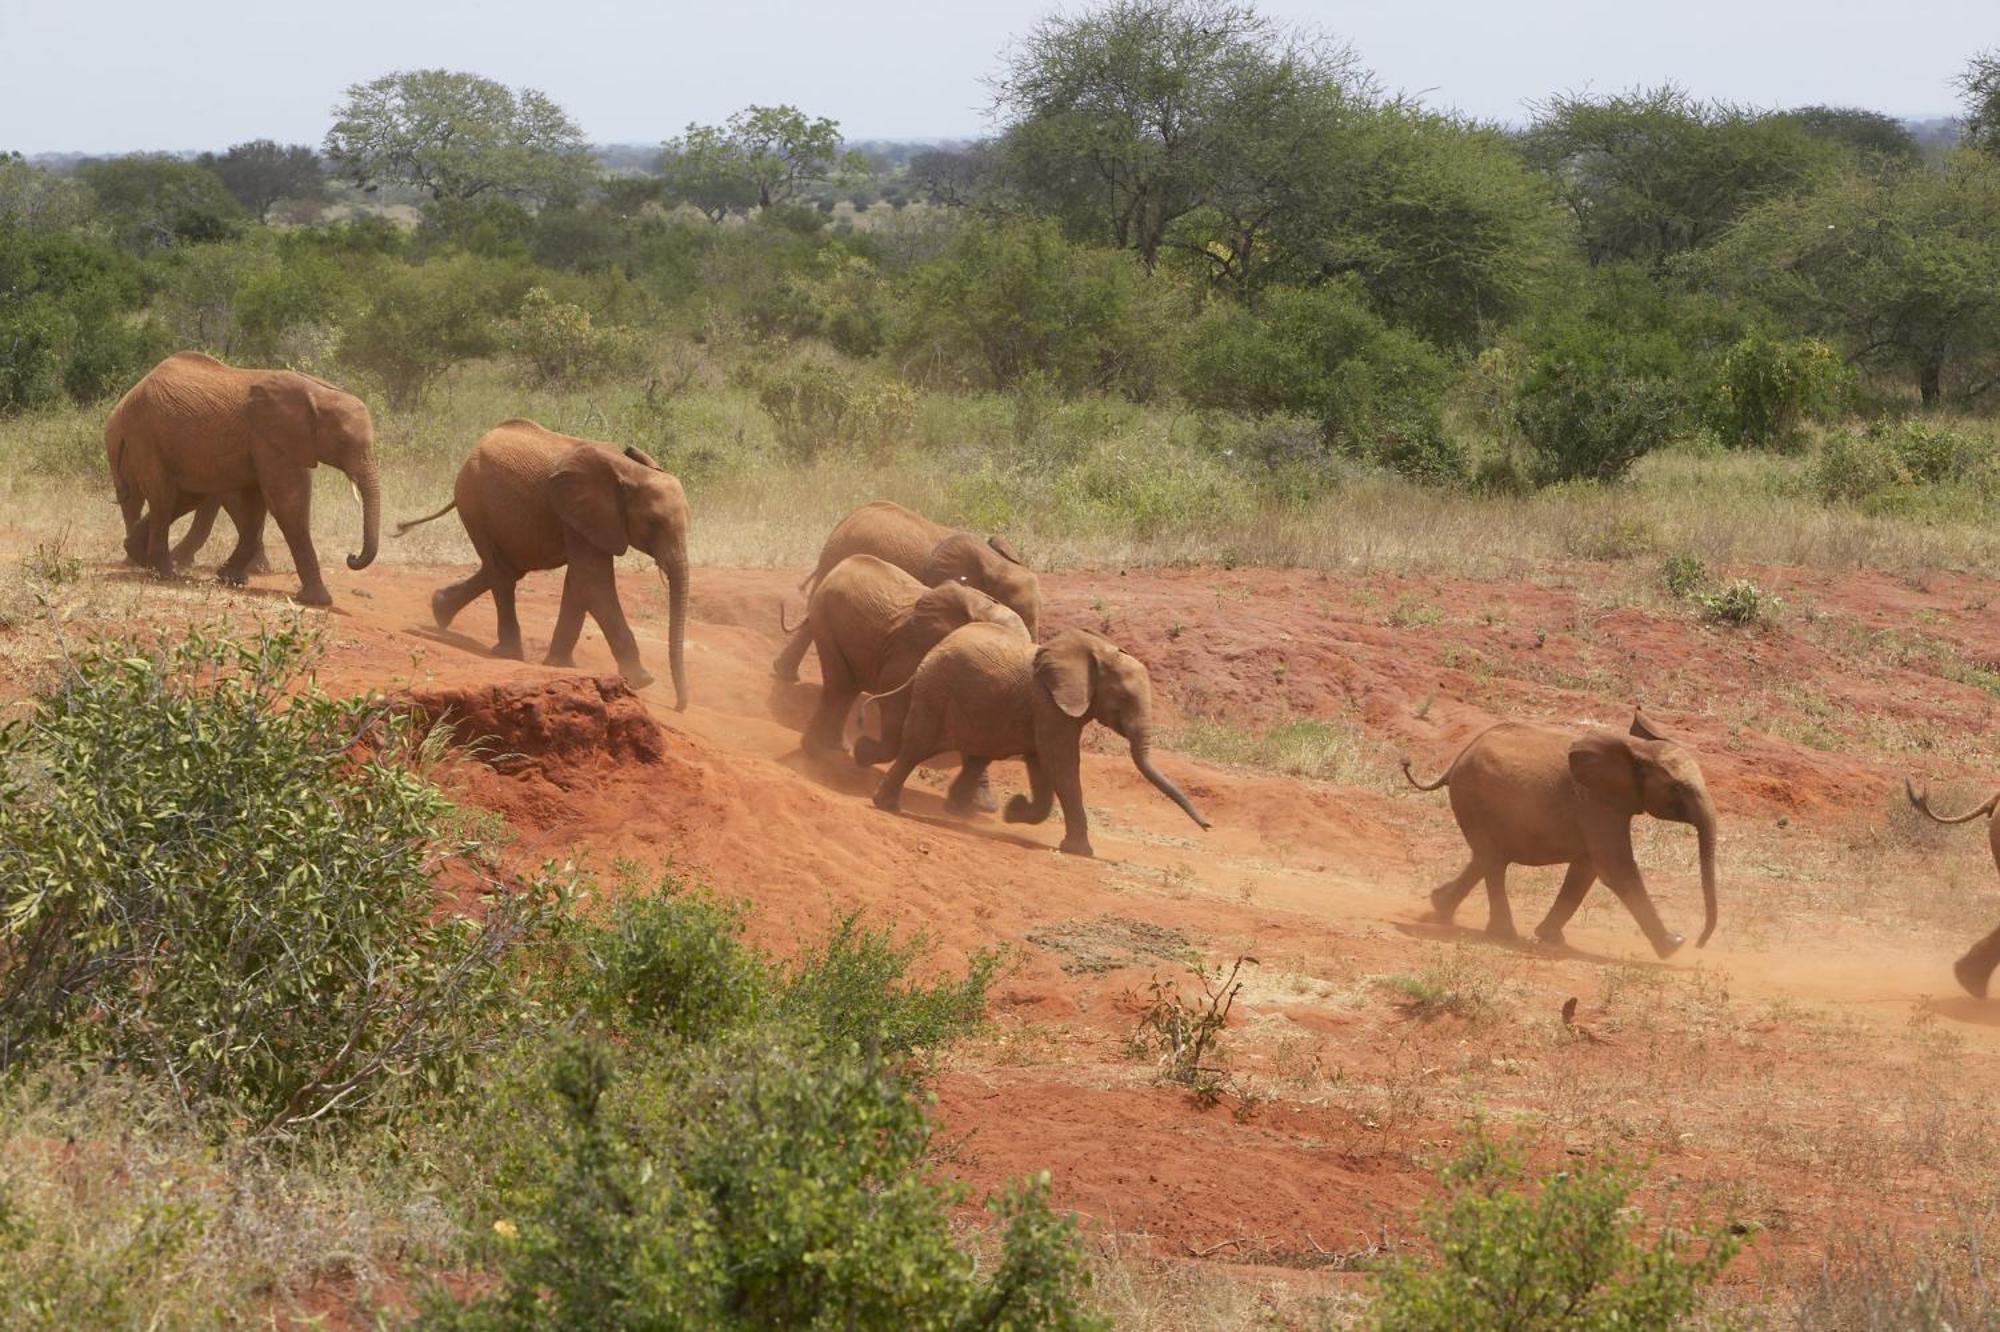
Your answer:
[348,479,361,505]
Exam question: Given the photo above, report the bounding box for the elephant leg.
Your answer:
[1954,924,2000,999]
[1427,860,1484,925]
[873,696,944,814]
[490,572,525,659]
[803,654,856,754]
[257,466,328,606]
[944,756,993,816]
[170,495,222,570]
[545,564,589,669]
[1034,716,1092,857]
[120,493,149,565]
[1534,861,1599,947]
[1599,865,1684,960]
[569,544,651,689]
[140,483,179,577]
[215,490,266,586]
[1004,755,1056,826]
[1481,863,1518,941]
[773,621,814,683]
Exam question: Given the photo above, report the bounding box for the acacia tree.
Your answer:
[658,105,859,220]
[199,140,326,221]
[1525,85,1835,269]
[324,70,590,204]
[1695,151,2000,405]
[1960,49,2000,156]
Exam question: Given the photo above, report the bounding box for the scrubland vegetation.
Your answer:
[8,0,2000,1324]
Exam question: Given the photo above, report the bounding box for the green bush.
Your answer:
[777,912,997,1057]
[0,226,163,412]
[1706,331,1850,451]
[428,1038,1103,1331]
[338,256,510,407]
[565,887,767,1042]
[1694,577,1780,626]
[1178,281,1453,478]
[508,285,646,388]
[1513,329,1688,485]
[753,359,916,461]
[1811,416,1999,505]
[892,216,1170,396]
[0,627,556,1133]
[1372,1130,1741,1331]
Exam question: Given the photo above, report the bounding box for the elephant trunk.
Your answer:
[657,541,690,712]
[1693,804,1718,948]
[345,455,381,571]
[1129,727,1210,832]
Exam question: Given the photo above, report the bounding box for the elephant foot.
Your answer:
[1003,794,1047,825]
[872,788,903,814]
[1485,919,1520,943]
[1650,931,1686,960]
[294,586,333,608]
[543,650,576,669]
[247,553,274,576]
[1425,889,1461,925]
[1533,923,1568,948]
[490,639,525,661]
[216,566,250,588]
[1058,835,1095,858]
[772,664,801,684]
[431,590,455,631]
[1955,952,1993,999]
[621,664,656,691]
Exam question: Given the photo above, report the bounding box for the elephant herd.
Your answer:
[99,352,2000,996]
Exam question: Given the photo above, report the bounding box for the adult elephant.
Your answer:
[1906,781,2000,997]
[1402,712,1719,959]
[104,352,379,605]
[395,420,690,710]
[794,554,1028,758]
[870,625,1209,858]
[773,500,1039,682]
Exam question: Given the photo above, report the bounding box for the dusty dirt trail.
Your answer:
[41,551,2000,1300]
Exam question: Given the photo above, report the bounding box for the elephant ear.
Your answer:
[988,534,1024,565]
[246,378,321,470]
[623,445,662,471]
[1629,710,1667,742]
[1034,633,1096,719]
[548,446,630,557]
[1569,732,1641,813]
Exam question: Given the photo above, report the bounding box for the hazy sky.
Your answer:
[0,0,1983,154]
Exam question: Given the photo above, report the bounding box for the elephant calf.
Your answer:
[1404,712,1719,959]
[795,554,1028,759]
[1906,781,2000,998]
[774,500,1040,682]
[870,624,1209,858]
[396,420,690,710]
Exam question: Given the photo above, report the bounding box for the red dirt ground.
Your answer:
[31,553,2000,1319]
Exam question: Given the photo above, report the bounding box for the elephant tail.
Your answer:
[779,600,800,635]
[1906,777,2000,825]
[1401,757,1451,792]
[107,435,130,504]
[857,676,914,728]
[393,499,457,539]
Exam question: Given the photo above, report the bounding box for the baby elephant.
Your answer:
[1404,712,1719,958]
[871,624,1209,857]
[1906,780,2000,998]
[396,420,690,709]
[795,554,1028,758]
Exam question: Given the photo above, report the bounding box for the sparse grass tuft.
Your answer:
[1168,715,1375,785]
[1381,951,1501,1024]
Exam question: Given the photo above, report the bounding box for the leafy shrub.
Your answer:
[0,226,163,412]
[1513,333,1687,485]
[0,627,555,1133]
[1694,577,1779,627]
[1178,281,1453,478]
[76,154,243,252]
[1661,552,1710,599]
[1131,957,1252,1105]
[1372,1129,1741,1331]
[429,1038,1103,1330]
[1707,331,1850,451]
[777,912,997,1057]
[754,360,915,461]
[508,286,646,388]
[565,887,767,1042]
[338,256,510,408]
[1811,416,1998,505]
[892,216,1169,396]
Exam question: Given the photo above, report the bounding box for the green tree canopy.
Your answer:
[198,140,327,221]
[1777,105,1921,163]
[1959,49,2000,156]
[75,154,241,252]
[658,105,859,220]
[324,70,590,204]
[0,153,96,231]
[1525,85,1836,269]
[1693,151,2000,404]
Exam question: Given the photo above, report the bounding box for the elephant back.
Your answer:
[813,501,955,584]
